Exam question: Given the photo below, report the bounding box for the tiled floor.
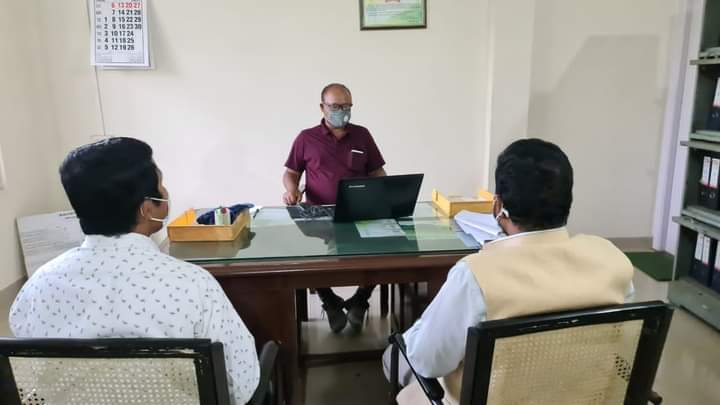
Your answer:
[301,287,391,355]
[2,272,719,404]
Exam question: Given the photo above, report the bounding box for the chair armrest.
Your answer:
[247,341,280,405]
[388,333,445,403]
[649,390,663,404]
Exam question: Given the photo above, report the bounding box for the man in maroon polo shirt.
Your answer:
[282,83,387,333]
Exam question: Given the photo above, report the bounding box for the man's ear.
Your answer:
[492,196,502,218]
[138,199,153,220]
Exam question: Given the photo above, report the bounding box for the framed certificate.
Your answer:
[360,0,427,30]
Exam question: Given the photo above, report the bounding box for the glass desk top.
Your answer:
[165,202,480,265]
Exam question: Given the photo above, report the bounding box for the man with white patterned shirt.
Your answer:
[10,137,259,405]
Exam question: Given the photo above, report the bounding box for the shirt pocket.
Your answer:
[347,149,368,172]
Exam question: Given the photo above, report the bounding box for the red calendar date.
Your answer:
[112,2,142,10]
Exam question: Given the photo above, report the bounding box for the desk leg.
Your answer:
[380,284,389,318]
[398,284,406,330]
[428,275,446,299]
[296,289,308,322]
[280,289,300,405]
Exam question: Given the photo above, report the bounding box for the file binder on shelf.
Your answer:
[692,234,715,286]
[692,233,706,284]
[700,156,712,206]
[708,77,720,131]
[709,158,720,209]
[713,243,720,293]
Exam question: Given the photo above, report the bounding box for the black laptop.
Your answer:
[334,174,423,222]
[287,174,424,222]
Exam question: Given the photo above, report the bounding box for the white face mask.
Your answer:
[142,197,170,225]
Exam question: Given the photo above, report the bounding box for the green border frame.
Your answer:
[359,0,427,30]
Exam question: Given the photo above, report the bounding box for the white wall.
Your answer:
[483,0,536,189]
[0,0,60,289]
[528,0,683,237]
[663,0,704,254]
[38,0,490,218]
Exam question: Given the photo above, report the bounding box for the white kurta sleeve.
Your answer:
[401,261,488,379]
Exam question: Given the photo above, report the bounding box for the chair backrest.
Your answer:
[459,301,674,405]
[0,338,230,405]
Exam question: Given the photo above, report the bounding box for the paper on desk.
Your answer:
[402,224,457,241]
[355,219,406,238]
[397,218,446,226]
[252,207,293,225]
[16,211,85,278]
[454,210,503,245]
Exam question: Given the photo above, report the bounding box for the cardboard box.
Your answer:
[167,208,249,242]
[432,189,494,217]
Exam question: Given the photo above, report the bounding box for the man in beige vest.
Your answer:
[383,139,635,404]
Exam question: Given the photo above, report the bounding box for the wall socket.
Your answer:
[0,143,7,191]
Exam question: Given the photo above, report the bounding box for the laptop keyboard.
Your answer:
[287,203,335,220]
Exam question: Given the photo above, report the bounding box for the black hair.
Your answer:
[320,83,352,102]
[495,138,573,231]
[59,137,162,236]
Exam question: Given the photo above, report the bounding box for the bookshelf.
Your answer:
[669,0,720,329]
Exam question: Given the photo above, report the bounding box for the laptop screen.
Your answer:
[333,174,423,222]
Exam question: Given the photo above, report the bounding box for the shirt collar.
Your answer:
[81,232,159,251]
[483,227,569,250]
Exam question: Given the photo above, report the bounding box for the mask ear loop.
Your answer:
[140,199,170,223]
[493,194,510,221]
[495,207,510,222]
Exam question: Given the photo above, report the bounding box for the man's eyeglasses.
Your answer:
[323,103,353,112]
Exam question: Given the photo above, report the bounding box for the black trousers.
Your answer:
[316,286,376,307]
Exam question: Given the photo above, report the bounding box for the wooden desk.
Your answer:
[167,204,479,404]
